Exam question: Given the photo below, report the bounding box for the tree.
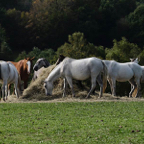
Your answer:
[105,37,141,62]
[98,0,136,47]
[127,4,144,47]
[56,32,105,61]
[0,24,12,60]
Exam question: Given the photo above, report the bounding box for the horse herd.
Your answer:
[0,55,144,101]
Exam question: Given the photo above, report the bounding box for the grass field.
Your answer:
[0,102,144,144]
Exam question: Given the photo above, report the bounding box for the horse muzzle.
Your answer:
[46,93,52,96]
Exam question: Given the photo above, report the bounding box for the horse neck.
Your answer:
[20,60,30,73]
[46,65,61,83]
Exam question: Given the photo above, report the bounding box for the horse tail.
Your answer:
[101,61,108,93]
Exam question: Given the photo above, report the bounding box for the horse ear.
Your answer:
[31,57,35,60]
[130,58,135,62]
[137,57,140,62]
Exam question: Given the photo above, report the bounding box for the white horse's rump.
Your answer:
[0,61,22,101]
[44,57,107,98]
[103,60,143,97]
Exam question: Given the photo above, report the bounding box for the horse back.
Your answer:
[0,61,10,81]
[61,57,103,80]
[107,61,133,81]
[10,60,28,80]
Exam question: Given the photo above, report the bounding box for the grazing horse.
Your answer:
[44,57,108,98]
[0,61,22,101]
[103,60,144,97]
[33,58,50,81]
[10,57,35,89]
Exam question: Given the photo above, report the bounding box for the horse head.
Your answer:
[44,80,53,96]
[55,54,65,65]
[33,58,50,71]
[130,57,140,64]
[25,57,35,74]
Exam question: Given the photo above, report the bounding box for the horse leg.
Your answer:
[5,85,8,100]
[14,83,19,98]
[2,81,7,101]
[135,79,141,98]
[8,84,11,96]
[97,74,103,98]
[108,78,113,95]
[129,78,136,97]
[65,76,75,97]
[62,78,68,97]
[111,78,116,96]
[86,76,97,98]
[24,81,28,89]
[1,84,5,101]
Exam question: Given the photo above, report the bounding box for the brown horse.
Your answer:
[9,57,35,89]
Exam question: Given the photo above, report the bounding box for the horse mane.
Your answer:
[41,58,50,67]
[55,55,66,65]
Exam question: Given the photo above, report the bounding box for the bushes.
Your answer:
[56,32,105,60]
[15,47,55,64]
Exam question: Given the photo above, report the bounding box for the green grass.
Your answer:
[0,102,144,144]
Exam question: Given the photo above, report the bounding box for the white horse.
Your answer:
[44,57,108,98]
[0,61,22,101]
[33,58,50,81]
[130,58,144,82]
[103,60,144,97]
[130,58,144,97]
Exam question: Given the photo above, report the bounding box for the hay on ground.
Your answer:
[22,65,89,100]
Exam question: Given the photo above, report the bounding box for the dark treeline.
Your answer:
[1,0,144,96]
[0,0,144,60]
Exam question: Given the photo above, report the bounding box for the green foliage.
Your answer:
[0,24,12,60]
[0,24,5,43]
[15,47,56,64]
[56,32,105,60]
[138,49,144,65]
[105,37,141,62]
[127,4,144,47]
[15,51,27,61]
